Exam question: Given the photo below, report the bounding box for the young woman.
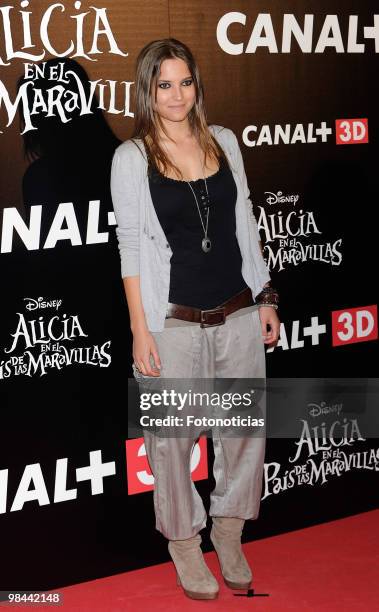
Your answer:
[111,38,280,600]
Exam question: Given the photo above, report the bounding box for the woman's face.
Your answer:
[152,57,196,124]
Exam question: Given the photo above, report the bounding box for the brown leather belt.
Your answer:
[166,287,254,328]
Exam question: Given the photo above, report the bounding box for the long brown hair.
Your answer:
[131,38,230,179]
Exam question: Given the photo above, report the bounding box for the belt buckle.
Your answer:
[200,307,226,328]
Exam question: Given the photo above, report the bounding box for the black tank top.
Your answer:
[148,155,248,309]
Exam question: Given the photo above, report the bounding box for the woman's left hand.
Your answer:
[258,306,281,346]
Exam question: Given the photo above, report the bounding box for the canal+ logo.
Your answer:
[267,305,378,352]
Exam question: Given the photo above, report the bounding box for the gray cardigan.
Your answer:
[110,124,271,332]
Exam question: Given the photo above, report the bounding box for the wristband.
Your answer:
[255,285,279,308]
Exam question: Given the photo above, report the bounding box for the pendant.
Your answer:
[202,237,212,252]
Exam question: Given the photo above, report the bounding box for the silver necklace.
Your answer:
[186,160,212,253]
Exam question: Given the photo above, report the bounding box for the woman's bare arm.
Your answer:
[123,276,162,376]
[123,276,148,333]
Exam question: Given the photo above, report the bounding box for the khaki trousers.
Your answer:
[133,305,266,540]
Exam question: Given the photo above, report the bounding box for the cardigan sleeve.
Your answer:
[110,145,140,278]
[227,129,263,245]
[226,128,271,288]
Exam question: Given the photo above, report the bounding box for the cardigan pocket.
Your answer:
[140,231,171,316]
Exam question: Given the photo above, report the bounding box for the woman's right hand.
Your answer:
[132,327,162,376]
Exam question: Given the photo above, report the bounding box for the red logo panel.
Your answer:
[125,436,208,495]
[335,118,368,144]
[331,305,378,346]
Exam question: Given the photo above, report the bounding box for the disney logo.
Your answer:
[24,297,62,311]
[265,191,299,206]
[308,401,343,417]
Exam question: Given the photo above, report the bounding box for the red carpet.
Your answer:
[8,510,379,611]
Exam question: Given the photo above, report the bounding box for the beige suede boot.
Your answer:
[168,533,219,600]
[210,517,252,589]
